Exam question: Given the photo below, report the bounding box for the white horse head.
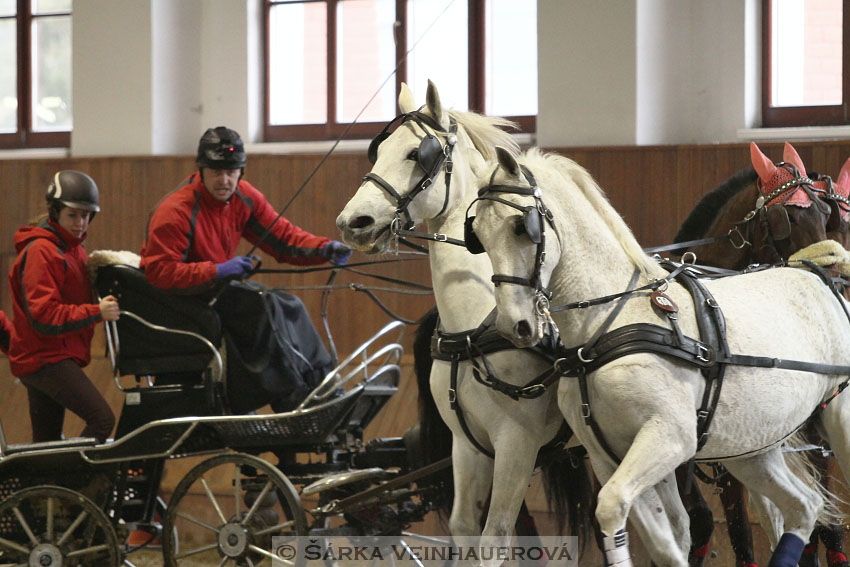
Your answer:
[468,147,563,346]
[336,80,518,253]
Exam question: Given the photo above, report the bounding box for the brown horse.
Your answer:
[673,142,847,567]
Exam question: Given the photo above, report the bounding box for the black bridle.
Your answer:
[363,110,463,246]
[733,162,830,261]
[465,165,556,309]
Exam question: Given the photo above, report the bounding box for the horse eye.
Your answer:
[513,216,526,236]
[407,149,419,161]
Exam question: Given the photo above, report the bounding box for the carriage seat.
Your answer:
[95,263,222,379]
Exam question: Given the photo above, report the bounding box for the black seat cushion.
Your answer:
[95,264,222,376]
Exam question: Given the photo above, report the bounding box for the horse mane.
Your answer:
[674,168,758,243]
[522,148,664,277]
[447,109,520,161]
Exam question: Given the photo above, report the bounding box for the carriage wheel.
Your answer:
[0,485,121,567]
[162,453,307,567]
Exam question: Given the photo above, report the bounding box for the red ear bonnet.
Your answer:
[833,157,850,221]
[750,142,812,208]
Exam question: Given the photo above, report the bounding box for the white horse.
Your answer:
[336,81,690,565]
[468,146,850,567]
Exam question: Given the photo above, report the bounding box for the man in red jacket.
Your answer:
[141,126,351,290]
[140,126,351,413]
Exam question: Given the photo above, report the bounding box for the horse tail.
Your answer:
[410,306,454,515]
[540,441,596,551]
[783,431,848,524]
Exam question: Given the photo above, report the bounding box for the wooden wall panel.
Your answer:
[3,139,850,450]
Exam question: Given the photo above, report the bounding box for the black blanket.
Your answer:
[214,281,334,414]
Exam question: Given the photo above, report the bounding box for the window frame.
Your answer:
[0,0,71,149]
[263,0,535,142]
[761,0,850,128]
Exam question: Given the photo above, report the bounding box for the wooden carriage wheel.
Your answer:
[0,484,121,567]
[162,452,307,567]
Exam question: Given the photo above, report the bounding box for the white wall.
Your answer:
[71,0,761,156]
[151,0,203,155]
[537,0,760,147]
[537,0,638,147]
[72,0,154,156]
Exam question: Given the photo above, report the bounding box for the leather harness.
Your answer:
[551,259,850,465]
[429,310,569,460]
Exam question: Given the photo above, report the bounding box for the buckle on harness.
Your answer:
[577,347,594,363]
[523,384,547,398]
[434,233,447,242]
[696,344,710,363]
[581,403,591,419]
[448,388,457,405]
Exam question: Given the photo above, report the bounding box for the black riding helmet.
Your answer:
[196,126,247,170]
[45,170,100,220]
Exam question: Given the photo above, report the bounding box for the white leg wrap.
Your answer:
[602,530,633,567]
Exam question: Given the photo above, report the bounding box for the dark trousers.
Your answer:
[19,359,115,443]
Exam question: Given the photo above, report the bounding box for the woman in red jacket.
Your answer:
[8,171,120,443]
[0,310,10,354]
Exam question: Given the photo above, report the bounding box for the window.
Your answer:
[0,0,71,148]
[762,0,848,127]
[265,0,537,142]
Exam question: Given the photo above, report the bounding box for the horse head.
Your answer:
[337,81,467,253]
[748,142,831,262]
[469,147,560,347]
[810,157,850,243]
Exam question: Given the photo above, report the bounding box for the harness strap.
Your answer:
[667,263,729,452]
[447,352,495,458]
[549,263,688,312]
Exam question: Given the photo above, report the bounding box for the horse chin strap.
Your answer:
[362,112,461,249]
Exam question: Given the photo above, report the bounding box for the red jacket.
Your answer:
[0,310,10,355]
[140,173,331,290]
[8,220,101,376]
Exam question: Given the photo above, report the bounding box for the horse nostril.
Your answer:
[514,320,533,340]
[349,215,375,230]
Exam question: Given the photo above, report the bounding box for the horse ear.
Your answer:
[750,142,777,186]
[782,142,807,177]
[425,79,450,130]
[398,82,416,114]
[836,157,850,198]
[496,146,520,178]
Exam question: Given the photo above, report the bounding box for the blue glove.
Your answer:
[322,240,352,266]
[216,256,254,279]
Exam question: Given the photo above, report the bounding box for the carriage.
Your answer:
[0,260,455,567]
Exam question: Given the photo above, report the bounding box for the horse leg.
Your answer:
[591,420,693,567]
[717,472,758,567]
[478,437,538,567]
[749,491,783,550]
[650,470,691,560]
[817,395,850,567]
[674,464,714,567]
[721,448,822,567]
[809,409,850,567]
[449,439,494,537]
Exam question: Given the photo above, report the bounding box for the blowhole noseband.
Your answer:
[363,110,458,233]
[465,165,556,301]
